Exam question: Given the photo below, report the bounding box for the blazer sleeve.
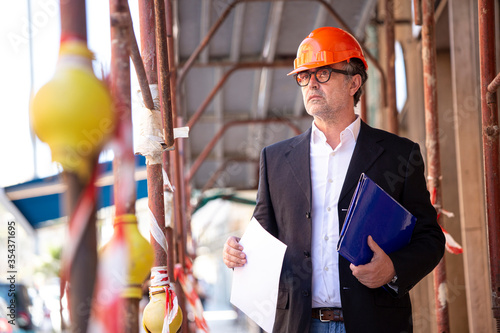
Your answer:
[388,143,445,297]
[252,147,279,237]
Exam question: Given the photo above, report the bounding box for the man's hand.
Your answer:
[223,236,247,269]
[350,236,396,288]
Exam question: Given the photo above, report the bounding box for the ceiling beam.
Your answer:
[230,3,246,62]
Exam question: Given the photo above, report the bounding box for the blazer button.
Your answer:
[306,212,311,219]
[302,290,309,297]
[304,251,310,258]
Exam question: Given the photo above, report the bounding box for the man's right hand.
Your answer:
[223,236,247,269]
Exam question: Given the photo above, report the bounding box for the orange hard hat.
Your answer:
[288,27,368,76]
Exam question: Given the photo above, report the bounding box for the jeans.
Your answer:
[310,318,346,333]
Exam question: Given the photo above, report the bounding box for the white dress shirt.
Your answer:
[310,116,361,308]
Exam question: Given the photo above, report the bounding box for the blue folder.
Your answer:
[337,173,416,266]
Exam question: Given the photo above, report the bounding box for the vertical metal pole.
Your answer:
[163,0,177,276]
[27,0,38,179]
[154,0,175,148]
[413,0,422,26]
[62,173,97,333]
[164,1,188,331]
[58,2,96,332]
[421,0,450,332]
[110,1,138,331]
[385,0,398,134]
[110,6,135,214]
[478,0,500,329]
[138,0,169,270]
[170,129,189,333]
[59,0,87,41]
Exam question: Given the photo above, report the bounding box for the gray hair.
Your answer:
[341,58,368,106]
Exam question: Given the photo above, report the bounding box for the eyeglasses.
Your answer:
[294,67,350,87]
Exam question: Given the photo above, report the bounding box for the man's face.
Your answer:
[299,64,353,123]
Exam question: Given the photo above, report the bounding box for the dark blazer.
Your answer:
[253,121,445,333]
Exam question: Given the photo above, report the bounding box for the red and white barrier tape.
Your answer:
[59,165,99,323]
[88,225,128,332]
[430,187,463,255]
[150,266,180,333]
[174,263,209,332]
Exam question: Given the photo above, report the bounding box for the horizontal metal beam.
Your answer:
[187,118,302,183]
[186,59,293,130]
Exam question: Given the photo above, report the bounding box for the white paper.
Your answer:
[230,217,287,332]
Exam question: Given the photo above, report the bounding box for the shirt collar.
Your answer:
[311,115,361,146]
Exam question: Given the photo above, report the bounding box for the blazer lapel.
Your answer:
[285,128,312,207]
[339,121,384,204]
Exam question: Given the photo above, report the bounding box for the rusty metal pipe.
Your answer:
[139,0,157,84]
[176,0,387,108]
[187,118,301,183]
[164,0,179,283]
[478,0,500,327]
[413,0,422,26]
[421,0,450,331]
[487,71,500,93]
[138,0,168,267]
[62,173,97,333]
[59,0,87,41]
[110,5,135,216]
[147,164,168,264]
[128,3,154,110]
[154,0,174,148]
[58,1,97,332]
[385,0,398,134]
[164,1,189,330]
[186,60,293,130]
[110,1,138,332]
[171,122,188,262]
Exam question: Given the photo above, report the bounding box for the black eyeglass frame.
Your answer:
[294,66,350,87]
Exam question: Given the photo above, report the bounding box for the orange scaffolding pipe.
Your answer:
[478,0,500,329]
[109,0,139,331]
[421,0,450,331]
[58,1,96,332]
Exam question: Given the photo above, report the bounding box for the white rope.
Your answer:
[135,85,163,165]
[134,83,189,165]
[149,266,179,333]
[150,266,170,287]
[162,167,174,192]
[149,208,168,254]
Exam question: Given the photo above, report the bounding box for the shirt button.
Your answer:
[324,267,329,271]
[324,235,329,241]
[328,178,333,183]
[327,207,331,212]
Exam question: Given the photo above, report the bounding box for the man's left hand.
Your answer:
[349,235,396,288]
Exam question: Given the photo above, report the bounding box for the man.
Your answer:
[223,27,445,333]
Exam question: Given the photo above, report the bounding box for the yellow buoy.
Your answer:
[100,214,154,299]
[142,287,183,333]
[31,39,114,180]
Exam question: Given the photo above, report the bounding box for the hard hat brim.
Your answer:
[287,62,328,76]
